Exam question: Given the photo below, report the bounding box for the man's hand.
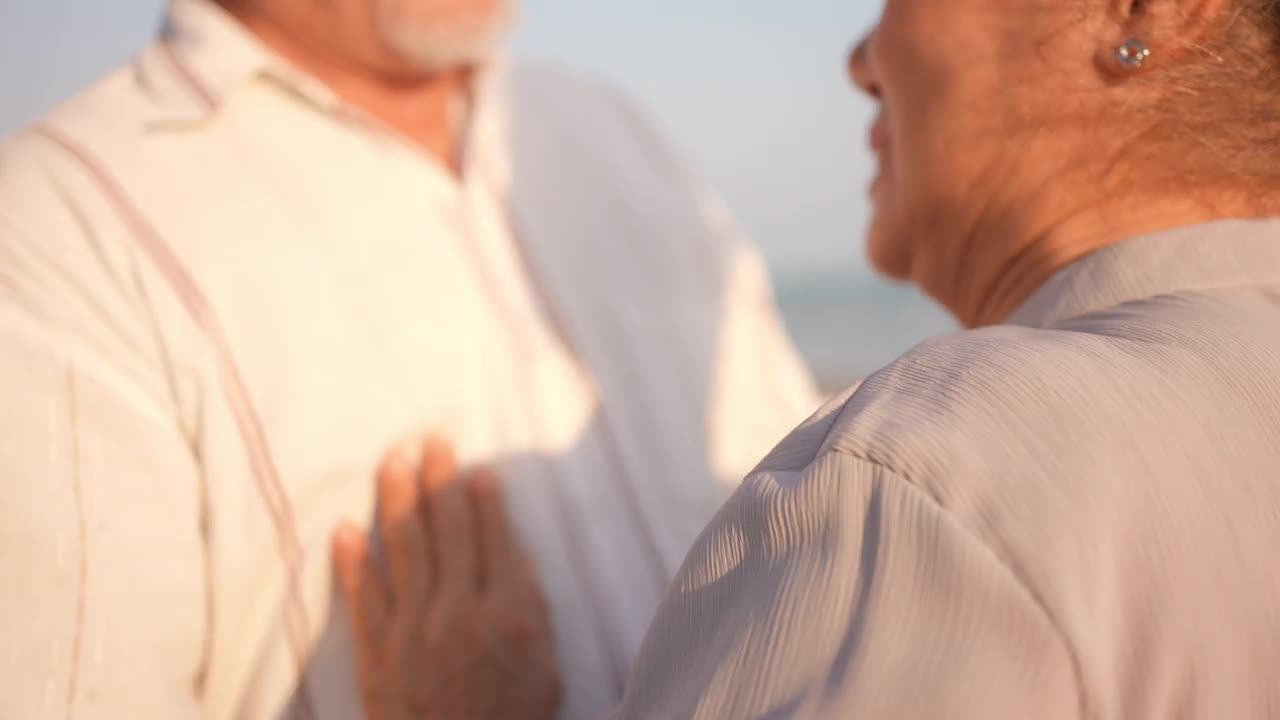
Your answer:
[332,438,562,720]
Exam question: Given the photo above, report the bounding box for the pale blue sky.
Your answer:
[0,0,883,278]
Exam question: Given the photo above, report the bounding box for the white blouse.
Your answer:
[618,219,1280,719]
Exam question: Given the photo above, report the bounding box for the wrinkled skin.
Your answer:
[332,439,561,720]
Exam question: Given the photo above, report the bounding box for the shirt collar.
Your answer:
[156,0,506,155]
[159,0,353,117]
[1009,217,1280,328]
[162,0,281,108]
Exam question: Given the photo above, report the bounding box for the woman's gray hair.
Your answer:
[1151,0,1280,184]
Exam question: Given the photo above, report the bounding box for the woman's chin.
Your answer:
[865,217,913,281]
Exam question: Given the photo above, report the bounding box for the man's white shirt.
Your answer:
[0,1,818,718]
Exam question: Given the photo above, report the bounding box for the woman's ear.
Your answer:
[1121,0,1236,58]
[1096,0,1235,76]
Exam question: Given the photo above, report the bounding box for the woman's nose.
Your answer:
[848,30,881,99]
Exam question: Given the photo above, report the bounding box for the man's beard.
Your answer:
[373,0,513,72]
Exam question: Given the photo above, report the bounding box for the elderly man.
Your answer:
[0,0,817,717]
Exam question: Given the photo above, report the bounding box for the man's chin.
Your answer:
[376,3,514,73]
[381,29,504,73]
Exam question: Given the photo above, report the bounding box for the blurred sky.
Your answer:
[0,0,883,279]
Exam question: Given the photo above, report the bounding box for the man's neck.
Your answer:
[227,6,471,174]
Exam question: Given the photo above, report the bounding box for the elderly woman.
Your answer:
[337,0,1280,716]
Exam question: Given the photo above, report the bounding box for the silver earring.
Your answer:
[1116,39,1150,68]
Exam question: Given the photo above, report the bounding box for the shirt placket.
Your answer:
[446,178,639,700]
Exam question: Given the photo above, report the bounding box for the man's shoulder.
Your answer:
[504,58,630,109]
[0,54,147,238]
[502,58,668,148]
[0,45,191,329]
[2,42,202,159]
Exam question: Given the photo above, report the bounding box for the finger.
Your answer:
[332,523,391,670]
[417,438,479,598]
[377,443,431,616]
[467,465,523,594]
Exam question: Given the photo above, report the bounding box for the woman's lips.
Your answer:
[869,118,890,193]
[869,118,890,151]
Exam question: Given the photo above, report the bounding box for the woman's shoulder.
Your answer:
[805,296,1272,486]
[809,322,1169,487]
[767,293,1277,490]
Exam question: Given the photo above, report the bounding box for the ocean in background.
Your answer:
[774,272,959,392]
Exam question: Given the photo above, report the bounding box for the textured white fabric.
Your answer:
[618,219,1280,719]
[0,1,818,718]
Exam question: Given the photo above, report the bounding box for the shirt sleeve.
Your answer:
[701,211,822,486]
[0,137,207,719]
[614,450,1081,719]
[590,80,822,486]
